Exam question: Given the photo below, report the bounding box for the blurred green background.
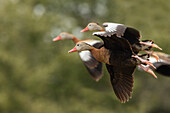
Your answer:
[0,0,170,113]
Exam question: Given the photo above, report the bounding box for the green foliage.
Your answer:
[0,0,170,113]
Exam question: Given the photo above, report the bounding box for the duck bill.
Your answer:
[53,36,61,41]
[68,47,78,53]
[80,27,89,32]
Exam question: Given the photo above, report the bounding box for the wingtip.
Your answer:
[91,73,103,82]
[120,98,129,103]
[95,78,100,82]
[92,76,100,82]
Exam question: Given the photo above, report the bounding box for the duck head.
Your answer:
[53,32,74,41]
[68,42,92,53]
[81,23,104,32]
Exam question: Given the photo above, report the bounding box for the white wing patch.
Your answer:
[149,57,166,63]
[92,31,106,36]
[82,40,101,46]
[93,23,126,37]
[103,22,123,32]
[149,57,159,64]
[92,31,113,37]
[79,40,101,62]
[79,51,91,62]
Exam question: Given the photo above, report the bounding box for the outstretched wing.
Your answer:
[78,40,104,81]
[103,23,126,37]
[92,31,133,54]
[106,64,136,103]
[103,22,140,45]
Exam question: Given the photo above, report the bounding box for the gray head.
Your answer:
[53,32,74,41]
[68,42,92,53]
[81,22,104,32]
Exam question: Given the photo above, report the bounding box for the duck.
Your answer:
[68,31,157,103]
[53,32,104,81]
[81,22,162,57]
[138,51,170,76]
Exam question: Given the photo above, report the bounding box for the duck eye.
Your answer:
[77,44,80,46]
[89,24,91,26]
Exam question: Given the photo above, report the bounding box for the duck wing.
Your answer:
[78,41,104,81]
[93,31,133,54]
[103,22,140,45]
[155,63,170,76]
[106,64,136,103]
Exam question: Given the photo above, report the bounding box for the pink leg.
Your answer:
[140,42,162,50]
[139,65,157,79]
[145,50,159,62]
[132,55,156,69]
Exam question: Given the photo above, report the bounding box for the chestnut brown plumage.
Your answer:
[69,28,158,103]
[69,33,141,103]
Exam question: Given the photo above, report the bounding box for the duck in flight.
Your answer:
[81,22,162,70]
[68,30,157,103]
[53,32,103,81]
[81,22,162,57]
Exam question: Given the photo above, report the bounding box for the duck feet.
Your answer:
[132,55,156,69]
[145,50,159,62]
[139,65,157,79]
[140,41,162,50]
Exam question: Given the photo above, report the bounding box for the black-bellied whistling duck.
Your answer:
[81,22,162,57]
[53,32,104,81]
[68,31,157,103]
[138,51,170,76]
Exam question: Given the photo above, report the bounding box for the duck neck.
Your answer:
[100,27,105,31]
[72,36,80,44]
